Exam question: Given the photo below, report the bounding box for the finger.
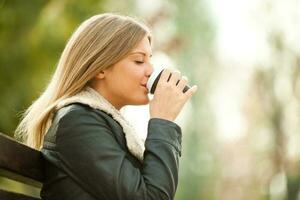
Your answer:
[184,85,198,97]
[177,76,188,91]
[169,70,181,85]
[160,68,172,82]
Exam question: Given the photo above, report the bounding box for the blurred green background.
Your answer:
[1,0,300,199]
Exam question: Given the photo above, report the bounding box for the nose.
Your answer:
[146,62,154,77]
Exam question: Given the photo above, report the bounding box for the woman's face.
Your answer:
[94,35,153,110]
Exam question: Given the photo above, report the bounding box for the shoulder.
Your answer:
[55,103,113,125]
[47,103,119,141]
[44,103,128,152]
[44,103,113,145]
[47,103,121,144]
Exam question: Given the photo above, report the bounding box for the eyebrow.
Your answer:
[129,52,153,57]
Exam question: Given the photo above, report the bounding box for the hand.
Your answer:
[149,68,198,122]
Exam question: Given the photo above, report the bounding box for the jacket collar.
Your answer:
[55,87,145,162]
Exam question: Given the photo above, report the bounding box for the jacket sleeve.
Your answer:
[55,108,182,200]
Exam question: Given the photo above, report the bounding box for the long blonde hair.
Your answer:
[15,13,151,149]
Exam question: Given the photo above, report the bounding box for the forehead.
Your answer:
[131,36,152,55]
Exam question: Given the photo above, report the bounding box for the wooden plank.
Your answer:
[0,189,41,200]
[0,133,44,187]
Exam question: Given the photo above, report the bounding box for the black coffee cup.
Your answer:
[146,68,190,94]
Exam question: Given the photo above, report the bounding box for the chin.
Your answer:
[132,96,150,105]
[140,99,150,105]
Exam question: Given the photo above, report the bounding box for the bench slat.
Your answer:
[0,133,44,187]
[0,189,41,200]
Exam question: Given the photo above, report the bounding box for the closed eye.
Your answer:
[135,61,144,65]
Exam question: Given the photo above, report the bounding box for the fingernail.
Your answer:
[193,85,198,92]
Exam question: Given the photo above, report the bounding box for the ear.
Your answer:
[95,71,105,79]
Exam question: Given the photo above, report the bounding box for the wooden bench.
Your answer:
[0,132,44,200]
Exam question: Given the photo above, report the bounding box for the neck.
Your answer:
[89,84,124,111]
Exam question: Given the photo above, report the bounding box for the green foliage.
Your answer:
[0,0,107,136]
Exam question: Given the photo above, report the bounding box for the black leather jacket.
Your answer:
[40,103,182,200]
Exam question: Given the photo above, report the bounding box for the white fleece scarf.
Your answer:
[55,87,145,162]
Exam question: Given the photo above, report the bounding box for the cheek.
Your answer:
[124,69,144,85]
[112,63,145,90]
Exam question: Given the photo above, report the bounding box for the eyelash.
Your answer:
[135,61,144,65]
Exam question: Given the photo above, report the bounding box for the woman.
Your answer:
[16,13,197,200]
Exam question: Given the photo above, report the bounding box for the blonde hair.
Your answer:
[15,13,151,149]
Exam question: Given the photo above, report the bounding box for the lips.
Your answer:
[141,82,147,86]
[141,80,148,91]
[140,84,149,93]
